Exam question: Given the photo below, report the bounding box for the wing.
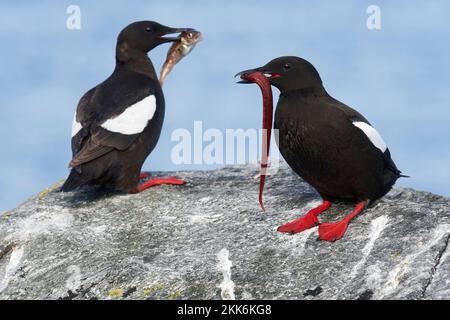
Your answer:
[69,71,161,169]
[330,99,402,176]
[71,87,95,158]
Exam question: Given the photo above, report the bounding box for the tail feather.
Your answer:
[61,170,85,192]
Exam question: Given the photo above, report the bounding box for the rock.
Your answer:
[0,163,449,300]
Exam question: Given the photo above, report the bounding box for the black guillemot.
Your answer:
[237,56,407,242]
[62,21,191,193]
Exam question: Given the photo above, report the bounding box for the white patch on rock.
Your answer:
[365,265,384,292]
[217,248,235,300]
[352,121,387,152]
[6,209,74,242]
[101,95,156,135]
[188,211,221,224]
[88,225,107,234]
[71,113,83,137]
[348,215,389,280]
[0,245,24,293]
[65,265,82,292]
[161,215,177,221]
[189,214,210,224]
[363,216,390,255]
[199,196,212,203]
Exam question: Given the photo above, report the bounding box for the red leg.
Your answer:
[139,172,151,179]
[277,201,332,234]
[136,177,186,193]
[318,201,367,242]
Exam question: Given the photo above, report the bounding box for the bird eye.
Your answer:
[283,64,291,70]
[187,32,193,38]
[145,27,152,32]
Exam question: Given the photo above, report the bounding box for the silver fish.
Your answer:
[159,30,202,86]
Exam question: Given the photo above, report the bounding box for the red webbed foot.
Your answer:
[136,177,186,193]
[318,219,351,242]
[318,201,367,242]
[277,201,332,234]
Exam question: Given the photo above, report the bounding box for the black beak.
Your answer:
[159,26,195,43]
[235,67,262,84]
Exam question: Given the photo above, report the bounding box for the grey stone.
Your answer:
[0,163,449,300]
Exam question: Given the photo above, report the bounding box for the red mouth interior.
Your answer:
[240,71,273,211]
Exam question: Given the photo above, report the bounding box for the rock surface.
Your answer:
[0,164,449,300]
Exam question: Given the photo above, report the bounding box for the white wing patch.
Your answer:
[352,121,387,152]
[101,95,156,135]
[71,113,82,137]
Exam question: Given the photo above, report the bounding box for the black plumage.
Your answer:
[62,21,188,193]
[237,56,406,241]
[275,86,401,203]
